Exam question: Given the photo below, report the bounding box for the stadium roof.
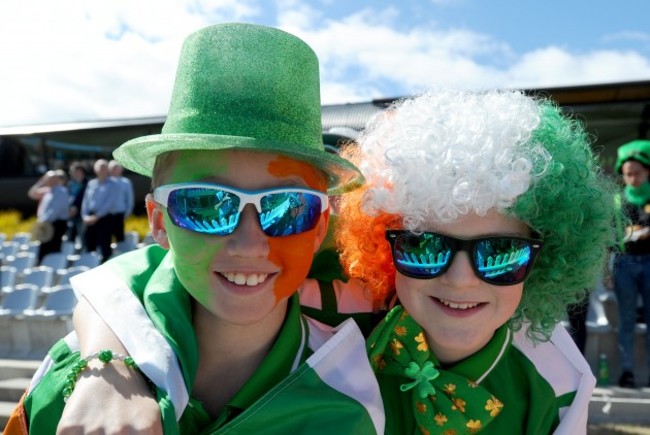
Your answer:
[1,79,648,170]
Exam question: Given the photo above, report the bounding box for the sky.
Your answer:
[0,0,649,127]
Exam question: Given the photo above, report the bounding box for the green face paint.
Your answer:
[158,149,327,326]
[167,150,229,184]
[165,212,225,306]
[164,150,230,307]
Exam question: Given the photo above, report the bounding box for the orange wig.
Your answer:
[335,147,401,305]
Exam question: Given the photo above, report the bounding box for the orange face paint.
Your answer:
[266,156,328,301]
[268,155,328,191]
[268,228,319,301]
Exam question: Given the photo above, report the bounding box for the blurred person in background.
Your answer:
[66,161,89,247]
[108,160,135,243]
[567,294,590,355]
[613,139,650,388]
[81,159,120,262]
[27,169,70,261]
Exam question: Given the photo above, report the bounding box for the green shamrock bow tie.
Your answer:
[368,306,503,434]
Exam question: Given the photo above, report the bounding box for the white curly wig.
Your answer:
[338,89,618,340]
[358,89,551,229]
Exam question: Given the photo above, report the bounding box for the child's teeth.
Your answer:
[440,298,479,310]
[222,272,268,286]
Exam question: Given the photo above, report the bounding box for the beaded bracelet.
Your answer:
[63,349,138,402]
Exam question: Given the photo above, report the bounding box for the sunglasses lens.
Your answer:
[260,191,324,237]
[393,233,452,278]
[167,187,241,235]
[389,231,540,285]
[474,238,534,284]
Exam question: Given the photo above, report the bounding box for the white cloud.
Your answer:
[0,0,649,126]
[293,9,650,101]
[287,10,514,100]
[505,47,650,89]
[275,0,324,29]
[0,0,260,126]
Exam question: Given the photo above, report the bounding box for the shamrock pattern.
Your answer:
[367,306,503,434]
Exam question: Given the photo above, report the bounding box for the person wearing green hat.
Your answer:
[4,23,383,434]
[612,139,650,388]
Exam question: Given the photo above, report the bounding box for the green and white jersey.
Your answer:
[18,245,384,434]
[301,282,594,435]
[373,307,594,435]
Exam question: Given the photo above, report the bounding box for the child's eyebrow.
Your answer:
[193,176,311,189]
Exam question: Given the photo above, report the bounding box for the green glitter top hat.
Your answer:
[114,23,363,194]
[615,139,650,174]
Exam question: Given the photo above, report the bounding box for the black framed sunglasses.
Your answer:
[385,230,543,286]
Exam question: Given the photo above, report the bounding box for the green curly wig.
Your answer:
[505,100,617,340]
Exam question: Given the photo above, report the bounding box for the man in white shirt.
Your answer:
[27,169,70,261]
[81,159,120,262]
[108,160,135,243]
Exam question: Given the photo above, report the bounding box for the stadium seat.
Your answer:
[56,265,90,285]
[113,239,138,255]
[24,284,78,359]
[0,283,40,314]
[0,265,17,292]
[0,283,40,358]
[22,266,55,295]
[26,284,77,316]
[60,240,77,257]
[4,252,37,274]
[20,240,41,258]
[11,232,31,245]
[40,252,69,271]
[1,241,20,258]
[67,252,101,269]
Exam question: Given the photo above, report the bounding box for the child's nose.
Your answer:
[440,251,481,287]
[226,205,270,257]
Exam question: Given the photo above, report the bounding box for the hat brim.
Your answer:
[113,133,364,195]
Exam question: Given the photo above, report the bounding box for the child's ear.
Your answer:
[312,208,331,253]
[146,194,170,249]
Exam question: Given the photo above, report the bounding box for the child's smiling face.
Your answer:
[148,149,329,327]
[394,209,528,364]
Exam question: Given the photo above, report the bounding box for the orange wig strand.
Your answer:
[336,184,401,305]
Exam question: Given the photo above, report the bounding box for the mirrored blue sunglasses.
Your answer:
[385,230,543,286]
[154,183,328,237]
